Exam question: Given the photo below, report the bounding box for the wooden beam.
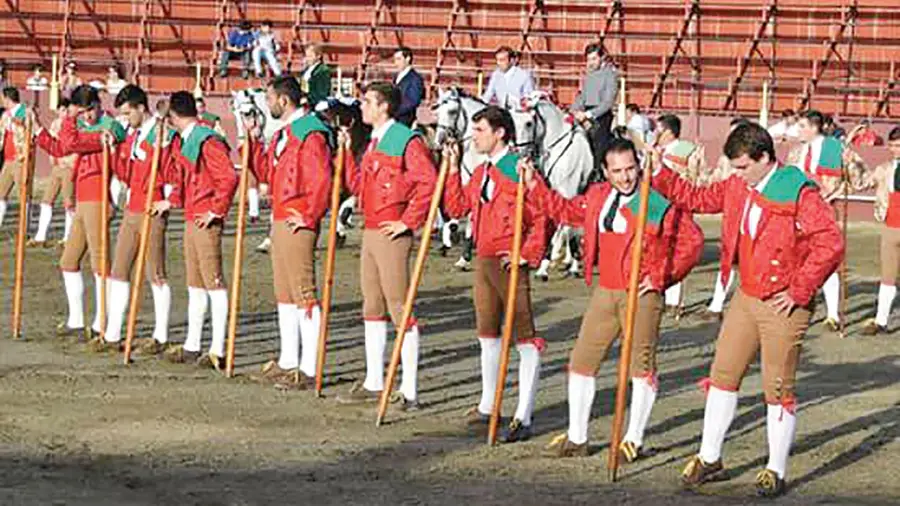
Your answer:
[650,0,700,109]
[722,1,777,111]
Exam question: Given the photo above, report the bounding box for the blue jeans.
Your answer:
[252,47,282,77]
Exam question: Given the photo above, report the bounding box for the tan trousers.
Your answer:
[473,256,535,340]
[880,226,900,285]
[569,288,663,377]
[271,222,317,305]
[41,162,75,206]
[184,222,225,290]
[60,201,108,274]
[710,289,810,404]
[0,161,28,200]
[360,229,412,323]
[110,210,167,284]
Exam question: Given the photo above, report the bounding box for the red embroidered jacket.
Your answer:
[166,126,238,220]
[115,124,174,214]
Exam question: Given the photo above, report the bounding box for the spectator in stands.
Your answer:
[767,109,799,143]
[824,114,846,140]
[61,62,83,97]
[252,20,282,78]
[624,103,652,143]
[155,99,169,120]
[26,65,49,92]
[196,97,226,137]
[218,20,255,79]
[571,43,618,173]
[105,66,127,95]
[0,60,6,90]
[481,46,534,110]
[848,118,884,148]
[300,44,331,108]
[393,46,424,127]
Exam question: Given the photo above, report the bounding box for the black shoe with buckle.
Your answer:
[501,418,532,443]
[755,469,786,498]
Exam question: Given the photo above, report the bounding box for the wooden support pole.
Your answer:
[49,55,60,111]
[315,142,347,397]
[193,62,204,99]
[487,164,527,445]
[617,76,627,127]
[759,79,770,128]
[98,140,110,340]
[376,155,451,426]
[11,113,34,340]
[224,139,252,377]
[122,120,166,363]
[607,154,653,482]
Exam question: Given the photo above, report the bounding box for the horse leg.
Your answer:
[454,218,473,271]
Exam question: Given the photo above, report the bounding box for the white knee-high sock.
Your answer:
[103,279,130,343]
[277,303,300,370]
[0,200,7,228]
[151,283,171,343]
[698,386,739,464]
[623,376,658,448]
[514,342,541,426]
[665,282,682,307]
[91,274,109,333]
[298,304,321,377]
[63,209,74,240]
[208,289,228,357]
[247,188,260,218]
[567,372,596,445]
[399,325,420,401]
[823,271,840,321]
[185,287,208,353]
[35,204,53,242]
[766,405,797,479]
[478,337,502,415]
[875,283,896,327]
[362,320,388,392]
[62,271,85,329]
[708,270,735,313]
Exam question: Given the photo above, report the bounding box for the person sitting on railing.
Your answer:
[26,65,49,93]
[299,44,331,108]
[252,20,282,78]
[218,20,255,79]
[481,46,534,111]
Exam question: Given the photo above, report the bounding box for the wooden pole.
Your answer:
[607,154,653,482]
[759,80,770,128]
[193,62,204,99]
[11,113,34,340]
[616,76,627,127]
[476,71,485,97]
[336,66,344,97]
[314,142,346,396]
[49,55,60,111]
[224,139,252,377]
[122,119,166,363]
[487,165,527,446]
[839,159,849,339]
[98,140,110,340]
[375,155,451,426]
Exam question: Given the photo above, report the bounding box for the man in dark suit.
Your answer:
[392,47,424,127]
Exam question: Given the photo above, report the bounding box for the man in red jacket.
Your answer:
[654,123,844,497]
[246,76,332,389]
[93,85,174,354]
[154,91,238,370]
[35,84,127,340]
[337,82,437,409]
[443,106,548,442]
[526,137,703,458]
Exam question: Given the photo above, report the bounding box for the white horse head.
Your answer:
[522,91,594,198]
[230,88,283,145]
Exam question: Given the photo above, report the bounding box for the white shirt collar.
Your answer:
[280,107,307,129]
[487,146,510,166]
[137,115,157,140]
[370,119,395,142]
[503,65,519,78]
[396,66,412,83]
[303,62,319,80]
[181,121,197,141]
[754,163,779,192]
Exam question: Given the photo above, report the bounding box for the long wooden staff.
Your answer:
[224,138,252,377]
[607,154,653,482]
[314,141,346,396]
[98,138,111,339]
[839,159,849,339]
[486,164,527,445]
[375,154,451,426]
[11,113,34,339]
[122,119,166,363]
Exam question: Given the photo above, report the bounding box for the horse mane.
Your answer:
[449,86,488,106]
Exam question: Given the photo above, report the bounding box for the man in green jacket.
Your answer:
[300,44,331,108]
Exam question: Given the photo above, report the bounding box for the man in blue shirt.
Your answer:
[218,21,255,79]
[392,47,424,127]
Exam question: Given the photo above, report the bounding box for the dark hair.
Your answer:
[169,91,198,118]
[261,19,273,28]
[601,137,639,169]
[802,110,826,133]
[33,64,44,71]
[1,87,19,103]
[396,46,414,64]
[724,122,776,163]
[155,99,169,114]
[657,114,681,138]
[888,126,900,142]
[730,116,749,128]
[239,20,252,31]
[268,75,305,107]
[495,46,517,59]
[114,84,148,109]
[781,109,795,118]
[362,81,400,118]
[70,85,100,108]
[58,97,71,109]
[584,43,605,57]
[471,105,515,144]
[195,96,206,105]
[626,103,640,114]
[611,125,631,140]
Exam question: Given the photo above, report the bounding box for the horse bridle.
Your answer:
[525,101,580,181]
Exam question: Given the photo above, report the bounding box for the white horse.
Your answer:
[431,87,537,269]
[521,91,595,280]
